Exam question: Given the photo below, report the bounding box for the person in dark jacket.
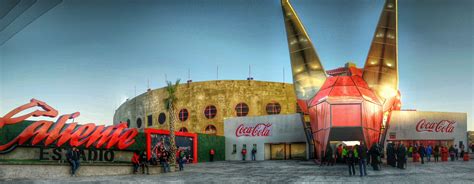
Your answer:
[346,149,356,176]
[357,142,368,176]
[326,145,334,166]
[387,143,396,167]
[449,145,455,161]
[160,151,170,173]
[433,145,440,162]
[139,151,150,174]
[454,145,459,160]
[369,143,381,171]
[251,147,257,161]
[66,147,81,177]
[419,144,426,164]
[397,143,407,169]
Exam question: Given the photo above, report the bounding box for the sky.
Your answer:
[0,0,473,130]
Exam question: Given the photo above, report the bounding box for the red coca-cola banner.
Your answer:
[415,119,455,133]
[0,99,138,153]
[235,123,272,137]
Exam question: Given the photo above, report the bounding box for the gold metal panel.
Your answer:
[362,0,399,101]
[281,0,326,101]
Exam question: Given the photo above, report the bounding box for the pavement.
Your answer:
[2,159,474,184]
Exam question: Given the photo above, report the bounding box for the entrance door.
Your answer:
[270,143,286,160]
[269,143,306,160]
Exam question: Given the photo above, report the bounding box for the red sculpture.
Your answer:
[282,0,402,161]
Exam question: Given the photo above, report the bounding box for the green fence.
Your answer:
[197,133,225,162]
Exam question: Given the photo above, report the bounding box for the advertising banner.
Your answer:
[387,111,467,144]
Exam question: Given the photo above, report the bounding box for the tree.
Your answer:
[164,79,180,165]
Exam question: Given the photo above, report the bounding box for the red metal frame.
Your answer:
[144,128,198,163]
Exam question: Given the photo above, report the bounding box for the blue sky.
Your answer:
[0,0,473,130]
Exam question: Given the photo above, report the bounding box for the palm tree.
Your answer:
[164,79,180,165]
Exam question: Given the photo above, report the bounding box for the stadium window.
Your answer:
[266,102,281,115]
[158,112,166,124]
[179,127,188,132]
[204,105,217,119]
[178,109,189,122]
[147,115,153,126]
[235,103,249,117]
[136,118,142,128]
[205,125,217,135]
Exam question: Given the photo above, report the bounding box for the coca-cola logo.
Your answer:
[235,123,272,137]
[415,119,455,133]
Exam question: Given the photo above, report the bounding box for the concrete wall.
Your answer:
[224,114,307,161]
[0,163,173,179]
[0,147,134,163]
[114,80,297,136]
[387,111,468,147]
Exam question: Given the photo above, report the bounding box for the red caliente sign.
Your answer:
[415,119,455,133]
[235,123,272,137]
[0,99,138,153]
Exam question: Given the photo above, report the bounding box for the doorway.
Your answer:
[268,142,306,160]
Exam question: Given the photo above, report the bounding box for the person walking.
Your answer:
[209,148,215,162]
[426,145,433,162]
[342,146,348,163]
[251,147,257,161]
[408,144,413,158]
[369,143,381,171]
[434,145,440,162]
[449,145,455,161]
[337,144,343,163]
[357,142,368,177]
[454,145,459,160]
[346,149,356,176]
[387,143,396,167]
[353,144,359,164]
[323,144,334,166]
[419,144,426,164]
[160,151,170,173]
[139,151,150,174]
[66,147,81,177]
[397,143,407,169]
[132,151,140,174]
[177,147,185,171]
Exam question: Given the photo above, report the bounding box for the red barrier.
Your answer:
[463,154,470,161]
[441,147,448,162]
[412,153,419,162]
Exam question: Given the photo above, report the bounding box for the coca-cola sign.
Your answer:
[235,123,272,137]
[415,119,455,133]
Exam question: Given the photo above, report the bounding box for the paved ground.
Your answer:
[3,160,474,184]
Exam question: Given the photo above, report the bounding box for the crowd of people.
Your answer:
[319,142,473,177]
[320,142,383,177]
[131,144,192,174]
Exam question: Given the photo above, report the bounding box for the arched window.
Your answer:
[235,103,249,117]
[179,127,188,132]
[126,119,131,127]
[205,125,217,135]
[178,109,189,122]
[204,105,217,119]
[266,102,281,115]
[158,113,166,124]
[136,118,142,128]
[147,115,153,126]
